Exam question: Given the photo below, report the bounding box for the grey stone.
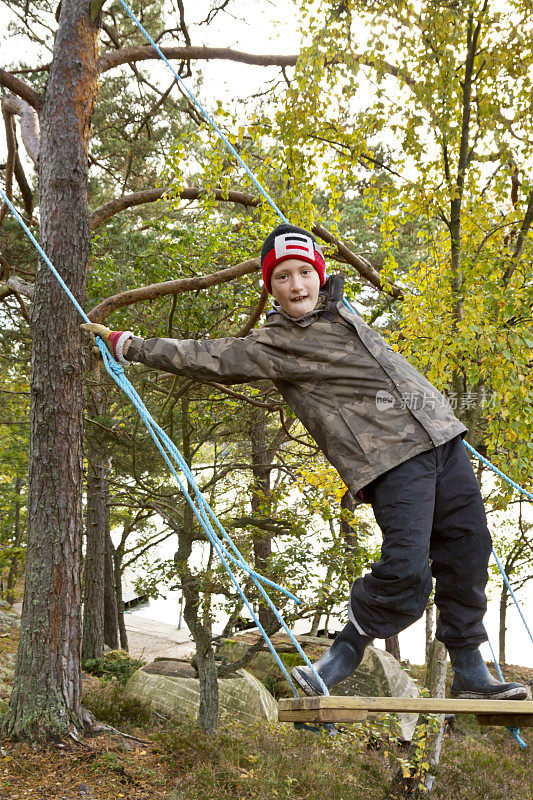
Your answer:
[126,659,278,725]
[218,635,419,741]
[0,610,20,630]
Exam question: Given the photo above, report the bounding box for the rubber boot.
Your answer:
[449,645,528,700]
[291,622,372,696]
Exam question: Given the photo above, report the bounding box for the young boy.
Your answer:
[83,223,527,700]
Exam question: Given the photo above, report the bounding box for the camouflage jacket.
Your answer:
[125,275,466,494]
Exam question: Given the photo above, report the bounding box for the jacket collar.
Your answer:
[266,273,345,327]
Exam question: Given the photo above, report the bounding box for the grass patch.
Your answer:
[83,677,153,729]
[155,718,394,799]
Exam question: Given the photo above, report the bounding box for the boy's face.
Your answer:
[270,259,321,318]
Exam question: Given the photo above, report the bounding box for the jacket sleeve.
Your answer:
[124,331,287,385]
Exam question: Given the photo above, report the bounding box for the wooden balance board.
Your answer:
[278,696,533,727]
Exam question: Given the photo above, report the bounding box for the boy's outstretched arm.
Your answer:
[81,322,283,385]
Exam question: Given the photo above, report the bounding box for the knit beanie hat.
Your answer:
[260,224,326,294]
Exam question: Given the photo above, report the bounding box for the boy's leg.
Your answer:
[349,448,438,639]
[292,449,439,696]
[430,435,526,699]
[430,435,491,649]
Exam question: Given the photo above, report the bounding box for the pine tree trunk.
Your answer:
[3,0,99,742]
[104,524,120,650]
[499,583,508,666]
[385,635,401,661]
[113,551,129,651]
[425,599,434,664]
[82,457,107,661]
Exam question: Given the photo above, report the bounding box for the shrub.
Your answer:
[82,649,143,685]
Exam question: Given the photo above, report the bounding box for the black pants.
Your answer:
[350,435,492,649]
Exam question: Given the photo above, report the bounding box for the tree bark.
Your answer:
[88,258,259,322]
[103,524,120,650]
[425,599,434,664]
[498,582,508,666]
[82,457,107,661]
[385,635,401,661]
[112,547,128,652]
[3,0,99,742]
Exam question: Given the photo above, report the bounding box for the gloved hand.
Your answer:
[81,322,112,357]
[81,322,111,340]
[81,322,133,364]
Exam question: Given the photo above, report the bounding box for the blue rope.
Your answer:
[116,0,289,226]
[486,637,527,749]
[464,440,533,502]
[0,185,328,697]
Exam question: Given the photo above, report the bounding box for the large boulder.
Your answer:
[0,608,21,631]
[218,633,419,740]
[0,653,16,703]
[126,659,278,724]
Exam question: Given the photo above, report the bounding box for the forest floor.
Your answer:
[1,605,532,800]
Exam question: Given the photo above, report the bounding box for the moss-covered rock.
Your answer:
[217,633,420,740]
[126,659,278,724]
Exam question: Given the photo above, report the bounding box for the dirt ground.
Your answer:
[124,630,194,662]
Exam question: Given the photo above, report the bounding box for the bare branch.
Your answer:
[1,95,39,223]
[99,45,299,73]
[0,106,16,231]
[88,259,260,322]
[89,186,258,229]
[0,70,41,112]
[2,95,40,164]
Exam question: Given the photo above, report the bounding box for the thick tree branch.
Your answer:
[235,286,268,337]
[14,151,34,216]
[99,45,299,73]
[0,70,41,112]
[312,223,404,299]
[90,186,403,300]
[88,259,260,321]
[89,186,259,229]
[503,188,533,284]
[2,95,40,164]
[0,107,16,230]
[0,276,35,303]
